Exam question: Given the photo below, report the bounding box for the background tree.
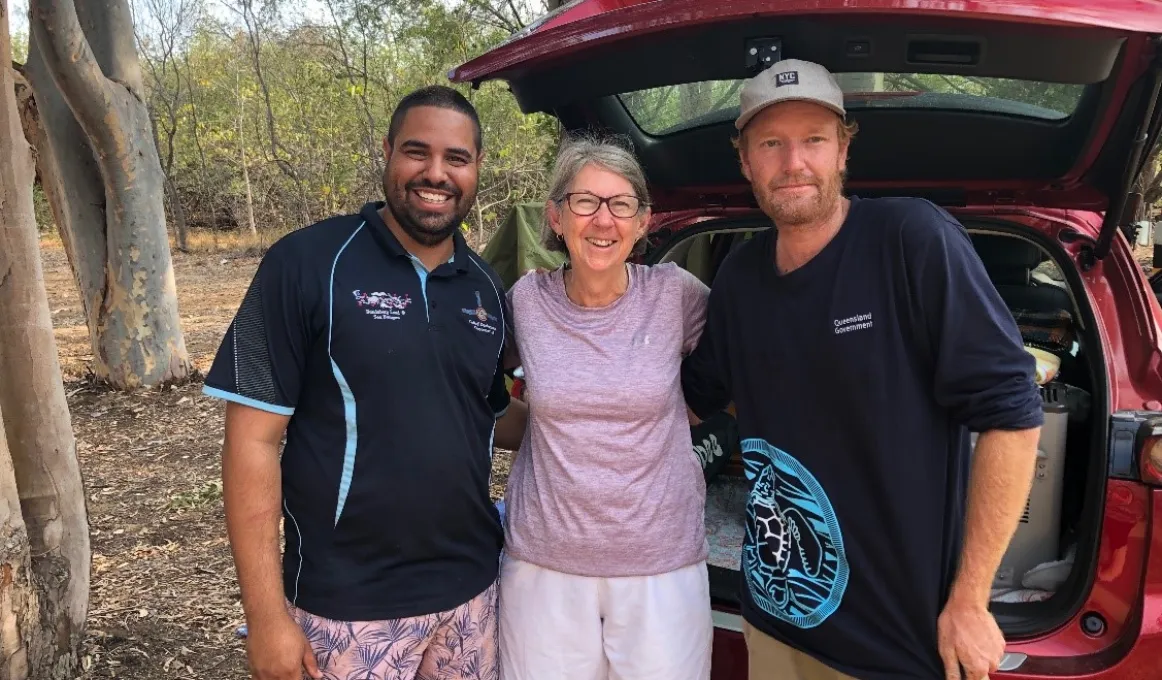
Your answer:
[25,0,191,389]
[136,0,205,252]
[0,0,88,677]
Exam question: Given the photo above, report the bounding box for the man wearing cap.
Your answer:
[680,59,1043,680]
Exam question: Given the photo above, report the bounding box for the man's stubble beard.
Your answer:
[756,169,846,232]
[382,175,475,247]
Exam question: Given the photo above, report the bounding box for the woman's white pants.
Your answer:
[498,555,713,680]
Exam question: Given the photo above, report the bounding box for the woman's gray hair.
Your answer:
[542,133,652,257]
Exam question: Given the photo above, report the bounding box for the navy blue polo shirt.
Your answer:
[203,201,511,621]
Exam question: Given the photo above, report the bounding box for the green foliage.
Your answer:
[32,185,54,234]
[138,0,556,243]
[166,480,223,510]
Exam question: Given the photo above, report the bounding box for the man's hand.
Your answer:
[247,614,322,680]
[937,594,1004,680]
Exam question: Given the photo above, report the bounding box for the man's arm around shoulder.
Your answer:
[222,403,321,680]
[493,397,528,451]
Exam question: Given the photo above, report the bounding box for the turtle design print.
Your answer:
[742,438,849,629]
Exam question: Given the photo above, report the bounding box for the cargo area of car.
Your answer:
[647,214,1109,639]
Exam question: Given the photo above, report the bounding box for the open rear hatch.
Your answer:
[456,0,1162,647]
[452,0,1162,262]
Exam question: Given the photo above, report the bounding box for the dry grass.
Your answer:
[40,233,512,679]
[177,228,290,256]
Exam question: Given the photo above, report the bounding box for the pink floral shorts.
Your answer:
[288,581,499,680]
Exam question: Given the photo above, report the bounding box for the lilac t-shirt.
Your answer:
[504,262,710,577]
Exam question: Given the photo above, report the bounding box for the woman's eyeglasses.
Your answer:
[562,192,644,218]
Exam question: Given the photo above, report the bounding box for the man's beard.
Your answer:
[384,178,472,247]
[755,170,844,230]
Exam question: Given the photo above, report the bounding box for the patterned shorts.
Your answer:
[288,581,499,680]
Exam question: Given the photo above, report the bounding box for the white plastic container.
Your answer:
[970,386,1070,589]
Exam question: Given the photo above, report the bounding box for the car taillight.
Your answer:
[1112,414,1162,486]
[1141,432,1162,486]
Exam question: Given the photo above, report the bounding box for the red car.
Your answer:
[453,1,1162,677]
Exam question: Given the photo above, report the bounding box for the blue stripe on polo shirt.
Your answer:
[330,221,365,527]
[201,385,295,416]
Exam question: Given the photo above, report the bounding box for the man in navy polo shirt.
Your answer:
[203,86,526,680]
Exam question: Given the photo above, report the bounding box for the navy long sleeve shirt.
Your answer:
[681,196,1044,679]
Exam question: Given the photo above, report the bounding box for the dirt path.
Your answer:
[40,240,512,678]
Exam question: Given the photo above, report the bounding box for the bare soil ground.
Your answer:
[41,236,513,679]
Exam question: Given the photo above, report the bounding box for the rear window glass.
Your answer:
[618,74,1085,136]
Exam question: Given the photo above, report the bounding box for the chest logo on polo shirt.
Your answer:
[352,289,412,321]
[741,438,849,629]
[461,291,498,335]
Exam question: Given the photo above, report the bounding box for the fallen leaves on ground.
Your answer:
[40,239,514,679]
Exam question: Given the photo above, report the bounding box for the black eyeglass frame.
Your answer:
[559,191,647,218]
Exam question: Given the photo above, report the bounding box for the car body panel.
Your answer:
[452,0,1162,84]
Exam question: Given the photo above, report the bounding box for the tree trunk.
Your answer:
[165,176,190,251]
[0,415,37,680]
[238,88,258,238]
[147,108,189,252]
[24,34,108,358]
[29,0,191,388]
[0,3,86,677]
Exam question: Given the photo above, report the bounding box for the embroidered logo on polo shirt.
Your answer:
[461,291,498,335]
[353,289,411,321]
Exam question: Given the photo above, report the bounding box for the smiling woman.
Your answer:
[539,136,653,300]
[497,135,718,680]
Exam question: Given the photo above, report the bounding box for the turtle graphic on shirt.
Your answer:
[742,438,849,629]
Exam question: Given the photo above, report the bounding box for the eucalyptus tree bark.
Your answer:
[0,414,37,680]
[23,37,106,341]
[0,3,87,678]
[28,0,191,388]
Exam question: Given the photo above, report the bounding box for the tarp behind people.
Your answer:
[481,203,566,289]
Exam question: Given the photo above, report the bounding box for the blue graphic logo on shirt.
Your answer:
[742,438,849,629]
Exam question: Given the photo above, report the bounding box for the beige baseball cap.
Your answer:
[735,59,846,130]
